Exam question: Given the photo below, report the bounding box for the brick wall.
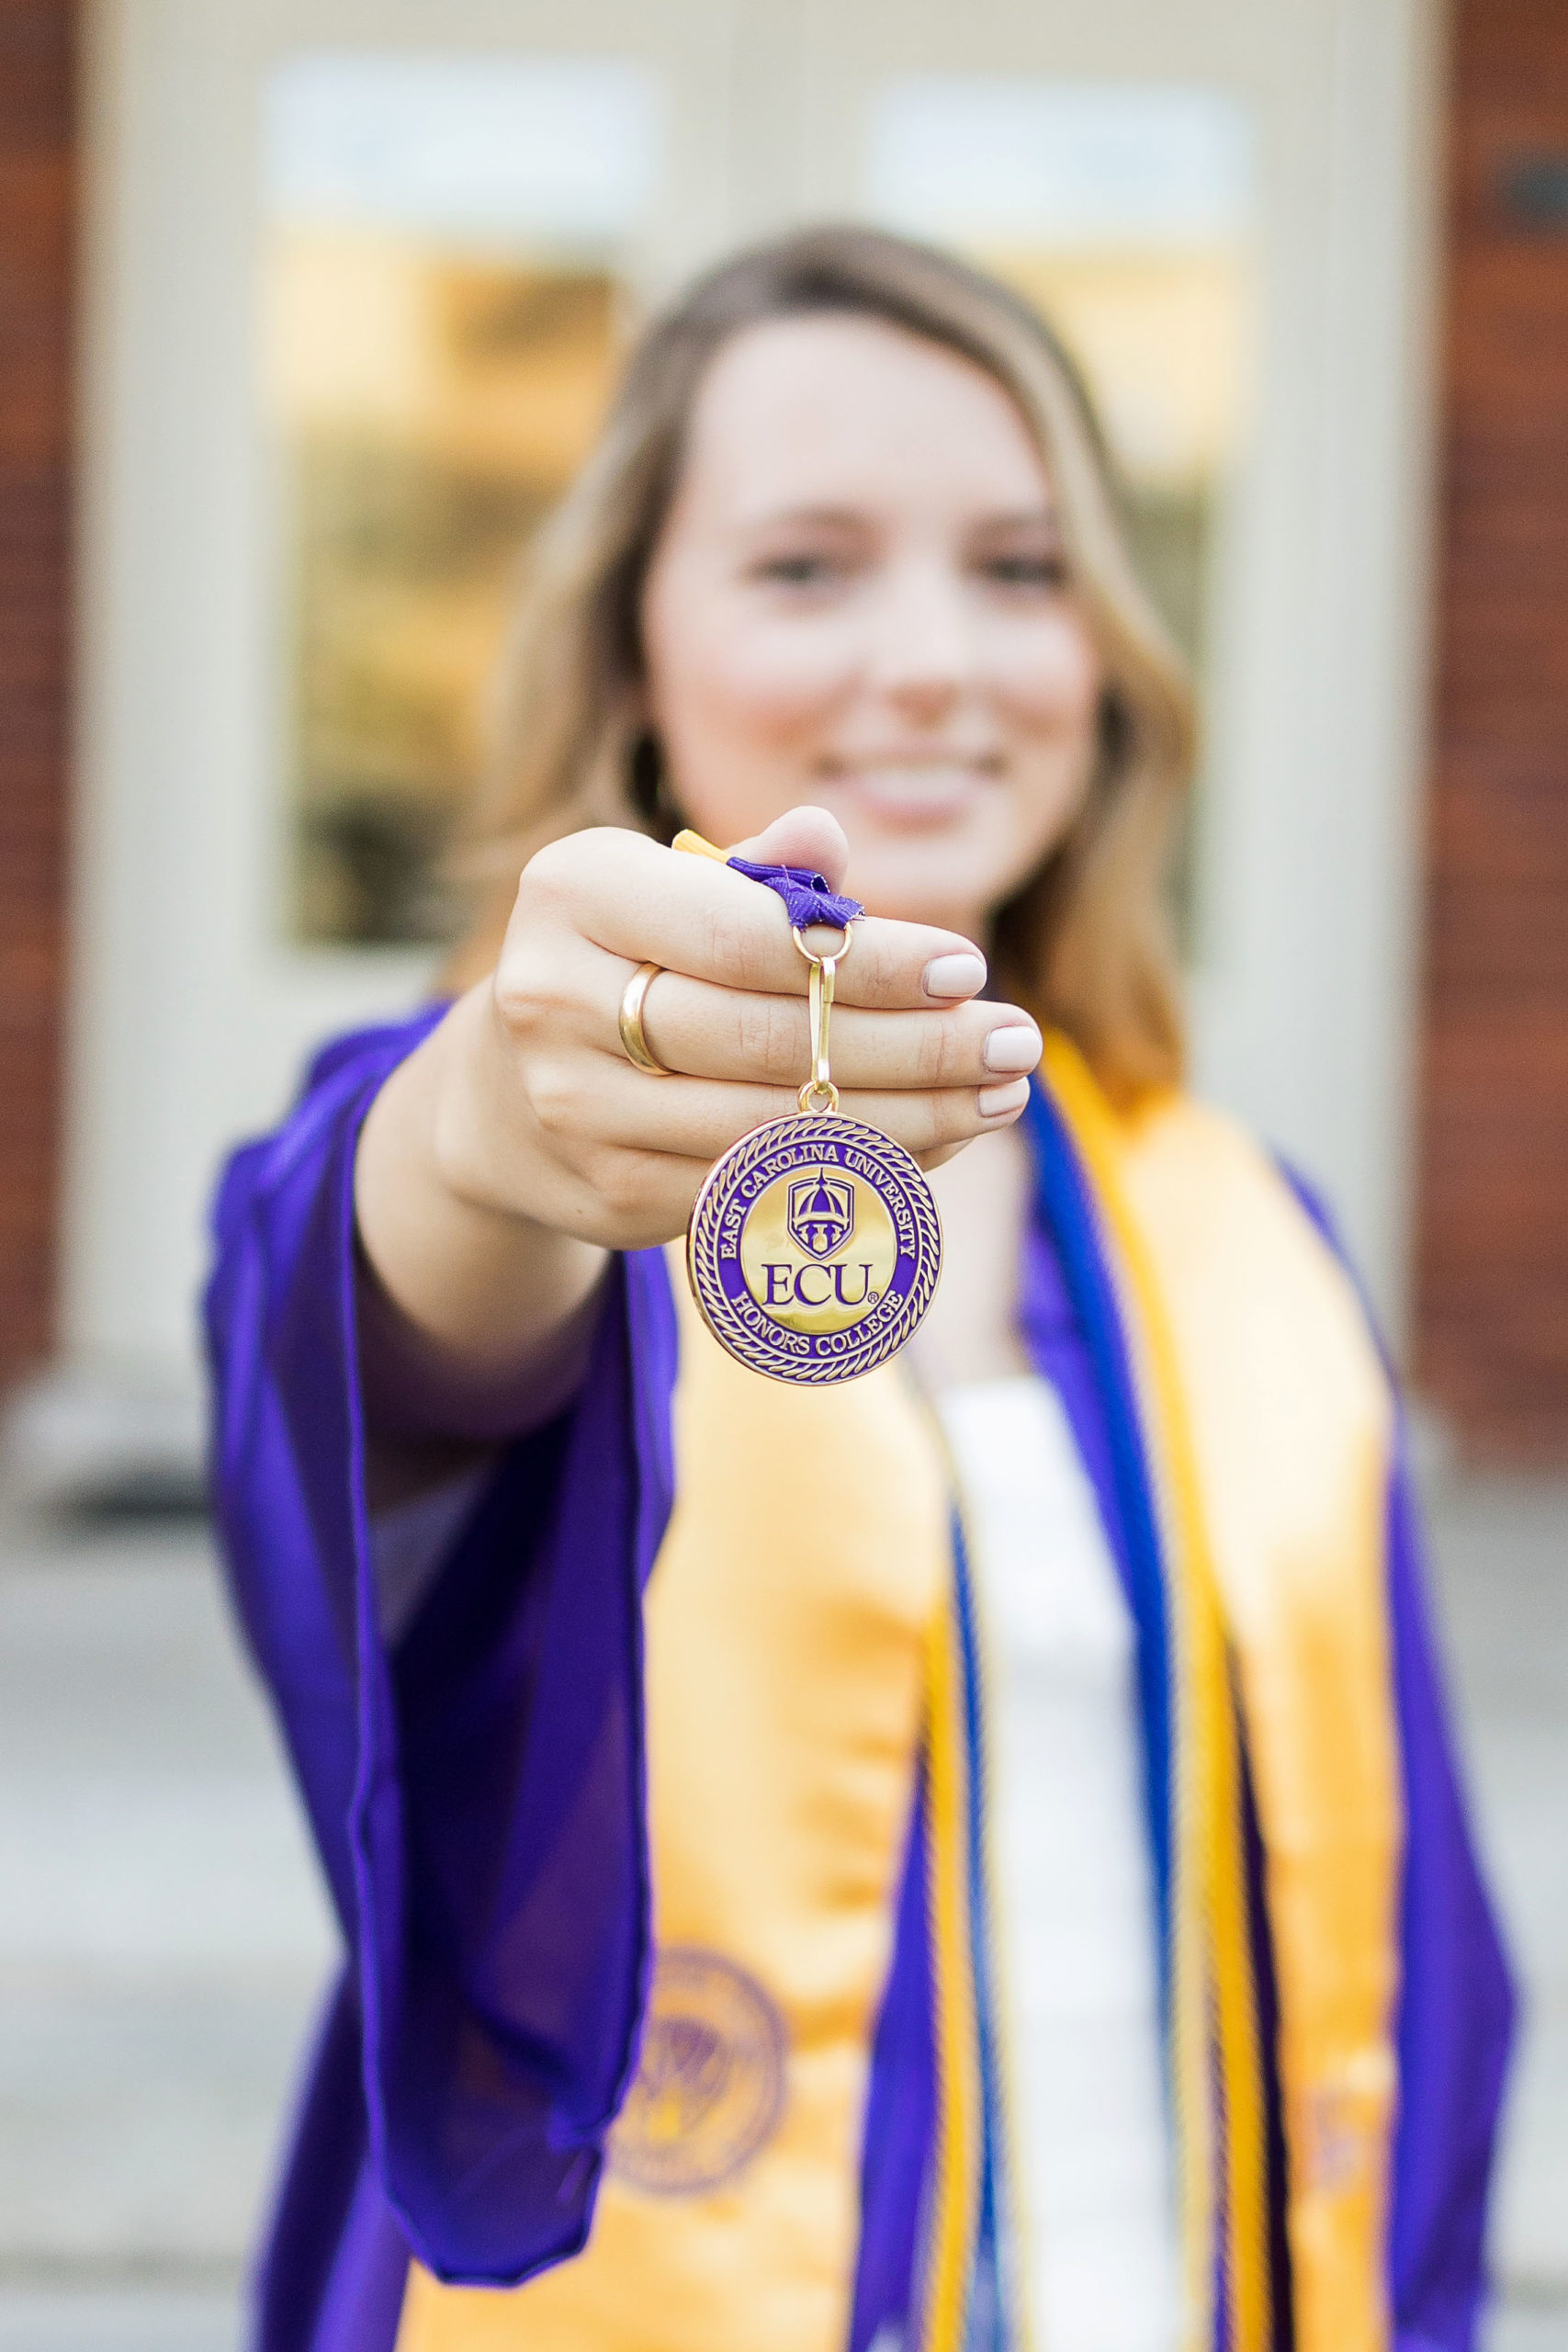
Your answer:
[1418,0,1568,1460]
[0,0,73,1396]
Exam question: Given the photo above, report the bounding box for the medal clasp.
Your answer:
[792,922,852,1115]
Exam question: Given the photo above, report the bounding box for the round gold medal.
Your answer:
[685,900,942,1385]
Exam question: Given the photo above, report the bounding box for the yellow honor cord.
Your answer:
[919,1587,983,2352]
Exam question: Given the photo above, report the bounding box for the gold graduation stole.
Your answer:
[396,1260,952,2352]
[398,1042,1404,2352]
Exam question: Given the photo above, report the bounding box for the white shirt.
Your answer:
[937,1375,1179,2352]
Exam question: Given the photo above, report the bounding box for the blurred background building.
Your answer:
[2,0,1565,1467]
[0,0,1562,1466]
[0,0,1564,2346]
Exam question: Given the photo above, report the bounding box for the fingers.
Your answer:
[634,966,1042,1092]
[541,1059,1032,1167]
[498,816,1035,1246]
[533,826,986,1010]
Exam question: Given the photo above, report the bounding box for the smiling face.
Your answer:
[639,311,1105,942]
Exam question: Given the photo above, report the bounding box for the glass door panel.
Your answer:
[263,54,663,944]
[862,76,1258,936]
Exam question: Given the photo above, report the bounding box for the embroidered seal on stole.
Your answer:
[608,1946,788,2195]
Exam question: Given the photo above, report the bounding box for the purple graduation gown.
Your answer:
[204,1013,1515,2352]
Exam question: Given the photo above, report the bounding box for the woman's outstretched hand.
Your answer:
[436,805,1036,1248]
[354,808,1040,1438]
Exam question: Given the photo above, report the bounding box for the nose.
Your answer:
[863,555,978,721]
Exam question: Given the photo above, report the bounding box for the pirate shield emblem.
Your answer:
[786,1170,855,1259]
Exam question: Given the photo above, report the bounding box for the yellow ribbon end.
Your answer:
[671,828,728,862]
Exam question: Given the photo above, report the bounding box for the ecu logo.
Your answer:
[786,1170,854,1260]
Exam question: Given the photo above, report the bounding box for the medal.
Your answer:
[681,850,943,1385]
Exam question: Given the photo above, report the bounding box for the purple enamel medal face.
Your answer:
[686,1112,942,1385]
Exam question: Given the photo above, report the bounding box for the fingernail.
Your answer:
[983,1024,1042,1074]
[923,952,987,1000]
[977,1077,1031,1119]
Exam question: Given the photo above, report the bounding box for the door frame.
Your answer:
[66,0,1447,1393]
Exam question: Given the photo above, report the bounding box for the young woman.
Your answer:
[208,228,1512,2352]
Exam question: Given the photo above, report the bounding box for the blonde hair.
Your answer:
[457,224,1196,1097]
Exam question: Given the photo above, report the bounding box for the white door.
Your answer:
[69,0,1441,1408]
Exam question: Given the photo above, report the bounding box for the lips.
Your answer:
[822,762,997,828]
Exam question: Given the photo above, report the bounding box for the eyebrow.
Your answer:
[735,502,1062,533]
[734,504,874,533]
[968,506,1063,533]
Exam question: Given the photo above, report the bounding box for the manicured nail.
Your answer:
[923,951,987,1000]
[983,1024,1042,1074]
[977,1077,1031,1119]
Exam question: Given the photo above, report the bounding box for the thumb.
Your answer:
[726,804,850,892]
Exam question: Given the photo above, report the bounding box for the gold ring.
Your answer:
[618,961,672,1075]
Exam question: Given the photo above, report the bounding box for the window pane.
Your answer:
[262,55,661,944]
[865,79,1257,949]
[865,82,1254,665]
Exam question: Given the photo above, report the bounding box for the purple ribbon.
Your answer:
[727,856,863,934]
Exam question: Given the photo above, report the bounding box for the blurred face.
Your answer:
[639,312,1104,939]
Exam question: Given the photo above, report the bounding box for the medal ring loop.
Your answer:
[790,922,852,1115]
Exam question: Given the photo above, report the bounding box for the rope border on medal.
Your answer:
[686,1112,942,1385]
